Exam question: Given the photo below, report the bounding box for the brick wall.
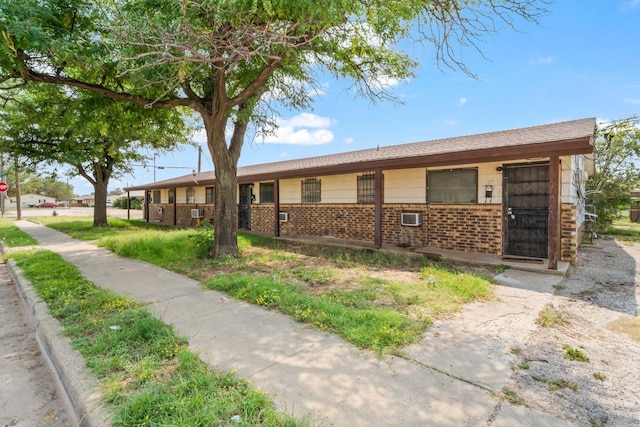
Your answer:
[147,204,214,227]
[268,203,502,254]
[381,204,429,247]
[426,204,502,254]
[251,204,275,233]
[147,201,578,262]
[276,204,375,241]
[561,203,578,264]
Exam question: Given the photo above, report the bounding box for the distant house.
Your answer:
[126,118,596,270]
[5,193,57,209]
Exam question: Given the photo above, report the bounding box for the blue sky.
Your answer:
[74,1,640,194]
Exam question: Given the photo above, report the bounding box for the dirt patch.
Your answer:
[606,316,640,342]
[0,266,71,426]
[505,238,640,426]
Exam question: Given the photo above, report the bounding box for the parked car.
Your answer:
[36,202,58,208]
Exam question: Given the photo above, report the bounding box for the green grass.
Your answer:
[562,344,589,362]
[532,375,579,392]
[7,249,302,427]
[536,305,565,327]
[38,218,494,355]
[39,216,170,240]
[0,218,38,247]
[500,387,526,406]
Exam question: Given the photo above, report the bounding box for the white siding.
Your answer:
[384,168,425,203]
[280,179,300,203]
[320,174,359,203]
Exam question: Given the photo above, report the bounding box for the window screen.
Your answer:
[427,169,477,203]
[357,172,376,204]
[260,182,274,203]
[301,178,321,204]
[152,190,161,203]
[168,189,174,204]
[186,187,195,203]
[205,187,215,204]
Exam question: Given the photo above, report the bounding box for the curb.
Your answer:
[6,259,112,427]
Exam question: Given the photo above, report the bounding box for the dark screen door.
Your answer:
[504,163,549,259]
[238,184,252,229]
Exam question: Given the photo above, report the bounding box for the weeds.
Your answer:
[501,387,526,406]
[532,375,578,392]
[593,372,607,381]
[536,305,565,328]
[0,219,38,247]
[7,249,302,426]
[563,344,589,362]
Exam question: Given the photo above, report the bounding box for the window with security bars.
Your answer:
[357,172,377,204]
[205,186,215,204]
[301,178,321,204]
[427,168,478,203]
[260,182,274,203]
[186,187,195,203]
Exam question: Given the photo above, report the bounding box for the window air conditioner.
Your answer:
[401,212,422,227]
[191,208,204,219]
[279,212,289,222]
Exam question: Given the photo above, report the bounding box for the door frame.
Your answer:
[502,161,551,260]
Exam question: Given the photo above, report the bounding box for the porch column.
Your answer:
[274,179,280,237]
[374,168,383,248]
[144,191,150,223]
[548,156,560,270]
[172,187,177,226]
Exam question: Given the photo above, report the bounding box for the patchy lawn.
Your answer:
[44,219,497,354]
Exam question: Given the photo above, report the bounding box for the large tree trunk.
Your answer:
[92,168,110,227]
[205,114,240,258]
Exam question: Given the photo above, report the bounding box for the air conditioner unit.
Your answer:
[157,207,163,214]
[191,208,204,219]
[401,212,422,227]
[279,212,289,222]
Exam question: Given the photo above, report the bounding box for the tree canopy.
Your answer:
[586,117,640,230]
[0,85,193,226]
[0,0,548,255]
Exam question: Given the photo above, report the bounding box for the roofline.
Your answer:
[126,129,594,191]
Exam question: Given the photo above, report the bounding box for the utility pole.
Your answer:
[197,146,202,173]
[14,157,21,220]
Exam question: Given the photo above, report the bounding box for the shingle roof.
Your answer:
[127,117,595,191]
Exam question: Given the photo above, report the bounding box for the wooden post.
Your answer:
[374,168,383,249]
[274,179,280,237]
[173,187,177,226]
[548,156,560,270]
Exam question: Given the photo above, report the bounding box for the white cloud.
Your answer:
[622,0,640,10]
[458,97,468,106]
[279,151,289,158]
[279,112,333,128]
[191,128,207,144]
[443,119,458,126]
[259,113,335,145]
[622,98,640,105]
[344,137,355,144]
[529,56,554,65]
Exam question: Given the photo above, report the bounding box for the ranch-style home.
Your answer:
[126,118,596,270]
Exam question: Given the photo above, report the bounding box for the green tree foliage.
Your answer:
[586,117,640,230]
[20,175,74,201]
[0,0,547,255]
[0,85,192,226]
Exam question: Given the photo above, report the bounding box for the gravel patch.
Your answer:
[505,238,640,426]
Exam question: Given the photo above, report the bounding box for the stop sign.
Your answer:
[0,182,7,193]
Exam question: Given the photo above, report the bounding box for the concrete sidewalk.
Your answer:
[10,220,575,426]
